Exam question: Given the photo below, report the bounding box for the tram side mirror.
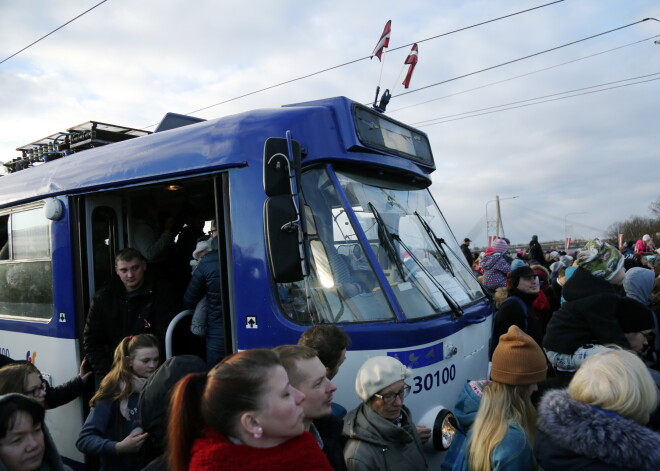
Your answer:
[263,137,301,196]
[265,195,303,282]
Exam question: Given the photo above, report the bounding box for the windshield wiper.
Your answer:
[369,203,406,281]
[414,211,455,277]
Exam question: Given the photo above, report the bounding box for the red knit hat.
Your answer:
[491,326,547,385]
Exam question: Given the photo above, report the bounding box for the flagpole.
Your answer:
[390,63,407,95]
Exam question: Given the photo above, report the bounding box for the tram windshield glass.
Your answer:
[277,167,484,324]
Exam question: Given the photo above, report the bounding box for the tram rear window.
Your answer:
[353,105,433,166]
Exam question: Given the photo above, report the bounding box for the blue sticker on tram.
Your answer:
[388,342,444,369]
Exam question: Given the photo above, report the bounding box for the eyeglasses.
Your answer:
[26,381,47,397]
[207,229,217,236]
[373,384,411,404]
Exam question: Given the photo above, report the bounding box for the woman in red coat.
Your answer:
[167,349,332,471]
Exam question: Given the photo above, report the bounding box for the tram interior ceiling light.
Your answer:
[165,184,183,191]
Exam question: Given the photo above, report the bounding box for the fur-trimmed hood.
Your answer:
[536,389,660,471]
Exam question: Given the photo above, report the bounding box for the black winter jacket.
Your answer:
[83,274,181,377]
[184,236,223,327]
[535,389,660,470]
[314,415,347,471]
[543,268,628,354]
[492,289,542,358]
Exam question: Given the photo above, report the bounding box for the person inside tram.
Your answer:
[535,349,660,470]
[0,393,69,471]
[166,349,332,471]
[83,248,181,385]
[442,326,547,471]
[0,360,91,410]
[272,346,343,471]
[130,198,180,269]
[343,356,427,471]
[183,220,225,367]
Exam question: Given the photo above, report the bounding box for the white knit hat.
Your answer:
[355,356,411,401]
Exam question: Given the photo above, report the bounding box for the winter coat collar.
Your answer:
[189,428,332,471]
[343,402,415,447]
[537,389,660,470]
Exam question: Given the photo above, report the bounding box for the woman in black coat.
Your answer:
[490,265,543,357]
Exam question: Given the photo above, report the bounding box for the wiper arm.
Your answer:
[368,203,406,281]
[414,211,455,277]
[393,233,463,319]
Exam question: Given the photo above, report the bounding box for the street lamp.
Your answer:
[564,212,586,240]
[485,195,519,244]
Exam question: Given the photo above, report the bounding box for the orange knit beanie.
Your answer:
[491,325,547,385]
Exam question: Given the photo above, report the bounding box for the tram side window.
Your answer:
[0,208,53,320]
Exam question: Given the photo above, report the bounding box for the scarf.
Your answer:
[189,428,333,471]
[119,375,147,420]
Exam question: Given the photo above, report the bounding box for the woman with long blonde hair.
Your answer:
[76,334,160,471]
[442,326,547,471]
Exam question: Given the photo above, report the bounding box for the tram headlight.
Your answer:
[432,408,457,451]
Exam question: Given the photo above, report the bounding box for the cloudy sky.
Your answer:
[1,0,658,246]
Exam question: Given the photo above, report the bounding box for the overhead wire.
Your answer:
[414,75,660,127]
[147,0,567,124]
[0,0,109,65]
[388,35,660,114]
[383,18,657,102]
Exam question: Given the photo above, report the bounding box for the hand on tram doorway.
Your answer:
[416,424,432,444]
[79,357,93,382]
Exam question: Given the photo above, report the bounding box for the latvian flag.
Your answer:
[402,43,418,89]
[371,20,392,61]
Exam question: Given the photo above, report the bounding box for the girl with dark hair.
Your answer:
[0,394,67,471]
[76,334,160,470]
[167,349,332,471]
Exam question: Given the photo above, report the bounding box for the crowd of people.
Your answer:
[449,233,660,470]
[1,231,660,470]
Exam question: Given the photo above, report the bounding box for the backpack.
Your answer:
[489,296,528,358]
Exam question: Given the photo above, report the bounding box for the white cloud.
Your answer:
[0,0,658,244]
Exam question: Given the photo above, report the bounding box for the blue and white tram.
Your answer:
[0,96,493,468]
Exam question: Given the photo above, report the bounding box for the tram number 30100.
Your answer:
[412,364,456,394]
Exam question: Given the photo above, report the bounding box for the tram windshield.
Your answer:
[277,167,484,324]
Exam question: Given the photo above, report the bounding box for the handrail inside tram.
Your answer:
[165,309,193,360]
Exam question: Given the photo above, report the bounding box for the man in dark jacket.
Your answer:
[460,238,474,267]
[82,248,181,384]
[183,233,224,366]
